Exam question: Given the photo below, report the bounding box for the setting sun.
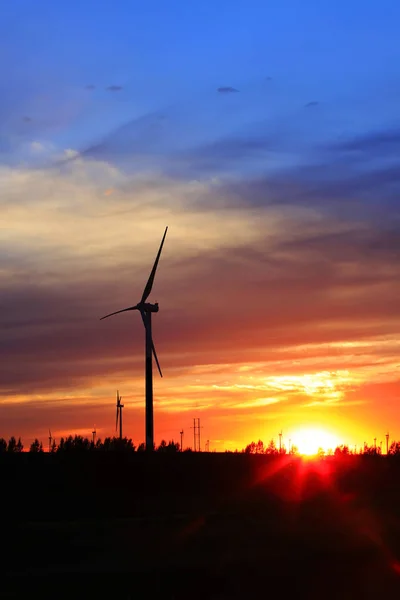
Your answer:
[292,428,341,456]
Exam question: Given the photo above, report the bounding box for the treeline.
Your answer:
[0,435,183,453]
[243,439,400,456]
[3,434,400,455]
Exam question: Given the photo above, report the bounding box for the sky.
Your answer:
[1,0,400,451]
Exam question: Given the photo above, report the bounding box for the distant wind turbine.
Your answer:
[116,391,124,440]
[101,227,168,451]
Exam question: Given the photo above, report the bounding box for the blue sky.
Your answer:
[1,0,400,448]
[2,0,400,168]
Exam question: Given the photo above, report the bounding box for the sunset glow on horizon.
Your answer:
[290,427,342,456]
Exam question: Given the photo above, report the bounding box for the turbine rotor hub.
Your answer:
[141,302,159,313]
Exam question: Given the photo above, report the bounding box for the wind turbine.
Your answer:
[101,227,168,451]
[116,390,124,440]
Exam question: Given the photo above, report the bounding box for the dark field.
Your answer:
[2,453,400,598]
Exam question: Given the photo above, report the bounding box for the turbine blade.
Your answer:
[140,226,168,303]
[152,341,163,378]
[100,305,138,320]
[140,310,148,330]
[140,311,162,377]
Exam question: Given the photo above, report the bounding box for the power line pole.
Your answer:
[198,418,202,452]
[192,418,196,451]
[180,429,184,452]
[190,418,203,451]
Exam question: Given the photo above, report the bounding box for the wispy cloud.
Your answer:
[217,87,239,93]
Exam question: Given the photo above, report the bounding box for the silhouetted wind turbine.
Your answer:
[116,390,124,440]
[48,429,52,453]
[101,227,168,450]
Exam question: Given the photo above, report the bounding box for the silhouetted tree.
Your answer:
[50,439,57,453]
[244,441,256,454]
[334,445,351,456]
[244,440,267,454]
[7,436,17,452]
[29,439,43,453]
[265,439,278,455]
[167,440,180,453]
[16,437,23,452]
[94,438,103,450]
[363,443,381,455]
[137,442,146,452]
[101,436,135,452]
[0,438,7,453]
[156,440,180,453]
[389,441,400,455]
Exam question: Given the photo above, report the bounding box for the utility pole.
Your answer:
[198,418,201,452]
[386,431,389,455]
[192,418,196,451]
[190,418,203,451]
[180,429,184,452]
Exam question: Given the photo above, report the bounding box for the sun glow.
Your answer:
[292,427,340,456]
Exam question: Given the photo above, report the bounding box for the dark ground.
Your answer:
[2,453,400,599]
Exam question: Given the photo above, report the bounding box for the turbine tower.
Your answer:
[116,391,124,440]
[101,227,168,451]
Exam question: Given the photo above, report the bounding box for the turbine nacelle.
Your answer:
[141,302,159,313]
